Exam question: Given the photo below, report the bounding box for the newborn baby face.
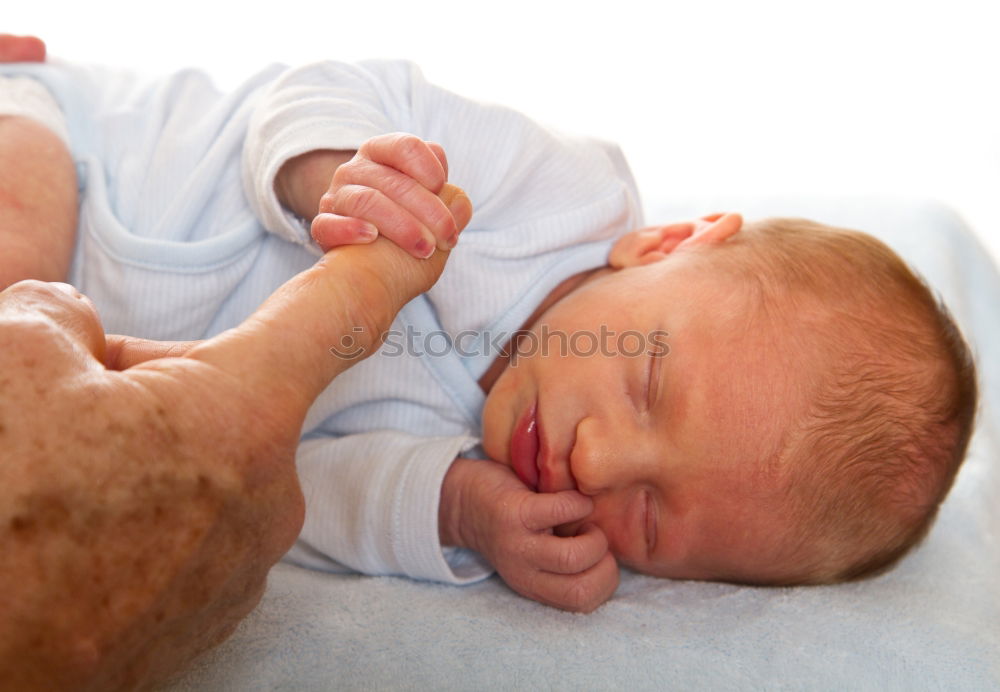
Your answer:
[481,247,805,583]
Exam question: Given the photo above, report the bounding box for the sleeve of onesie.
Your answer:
[241,61,397,251]
[283,430,493,585]
[241,58,643,253]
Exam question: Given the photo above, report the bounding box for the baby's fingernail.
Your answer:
[446,231,459,249]
[415,238,435,259]
[358,222,378,241]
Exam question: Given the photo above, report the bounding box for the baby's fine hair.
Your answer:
[708,217,978,584]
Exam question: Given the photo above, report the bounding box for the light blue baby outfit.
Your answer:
[0,59,642,583]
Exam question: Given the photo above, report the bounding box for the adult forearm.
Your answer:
[0,115,77,289]
[275,148,354,222]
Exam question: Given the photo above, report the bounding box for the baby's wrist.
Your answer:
[438,457,483,551]
[275,149,354,222]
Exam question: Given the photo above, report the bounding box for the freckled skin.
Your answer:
[0,100,468,685]
[0,218,459,689]
[0,303,299,689]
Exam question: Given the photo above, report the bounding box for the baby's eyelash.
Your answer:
[643,490,657,557]
[627,358,647,413]
[645,352,662,412]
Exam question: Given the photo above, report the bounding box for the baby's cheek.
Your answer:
[585,501,634,560]
[478,405,503,463]
[479,383,519,464]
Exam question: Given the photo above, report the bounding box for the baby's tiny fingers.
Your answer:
[529,552,620,613]
[531,526,609,575]
[323,184,437,259]
[563,551,620,613]
[359,133,447,194]
[522,490,593,532]
[311,213,379,252]
[330,158,458,250]
[426,141,448,180]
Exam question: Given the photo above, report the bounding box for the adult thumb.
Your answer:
[0,34,46,62]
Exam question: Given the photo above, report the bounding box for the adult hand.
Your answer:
[0,206,459,690]
[0,34,46,62]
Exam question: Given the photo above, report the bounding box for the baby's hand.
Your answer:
[311,133,473,258]
[442,458,620,613]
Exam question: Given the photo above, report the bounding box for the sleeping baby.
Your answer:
[0,51,977,612]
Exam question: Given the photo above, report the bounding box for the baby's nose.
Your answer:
[570,417,629,495]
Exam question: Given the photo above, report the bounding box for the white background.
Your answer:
[9,0,1000,264]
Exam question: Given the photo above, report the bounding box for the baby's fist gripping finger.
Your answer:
[315,135,472,257]
[312,180,472,255]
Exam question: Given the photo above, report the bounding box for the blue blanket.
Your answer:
[166,197,1000,691]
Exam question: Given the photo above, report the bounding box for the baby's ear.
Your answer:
[609,213,743,268]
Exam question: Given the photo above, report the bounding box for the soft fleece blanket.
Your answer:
[164,196,1000,691]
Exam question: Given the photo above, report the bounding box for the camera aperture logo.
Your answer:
[330,325,670,363]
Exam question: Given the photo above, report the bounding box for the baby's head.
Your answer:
[480,213,977,585]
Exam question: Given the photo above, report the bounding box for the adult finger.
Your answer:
[521,490,594,532]
[103,335,201,370]
[183,185,466,420]
[0,34,46,62]
[358,133,447,194]
[526,523,610,575]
